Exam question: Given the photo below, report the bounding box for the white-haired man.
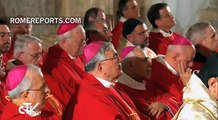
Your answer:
[42,23,86,111]
[1,65,53,119]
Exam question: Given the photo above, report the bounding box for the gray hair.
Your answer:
[85,42,112,72]
[14,35,42,57]
[186,21,211,45]
[56,25,82,42]
[8,64,42,99]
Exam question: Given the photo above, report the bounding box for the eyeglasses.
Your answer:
[28,84,48,93]
[22,51,42,59]
[0,32,12,38]
[99,53,119,63]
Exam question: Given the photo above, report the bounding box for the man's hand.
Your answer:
[178,62,192,85]
[147,102,166,118]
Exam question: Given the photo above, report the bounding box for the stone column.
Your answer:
[197,0,218,32]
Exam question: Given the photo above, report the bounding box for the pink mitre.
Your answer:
[81,41,105,64]
[6,65,28,91]
[171,36,193,46]
[119,46,136,59]
[57,22,80,35]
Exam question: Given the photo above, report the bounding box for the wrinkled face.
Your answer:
[18,41,42,65]
[124,0,140,18]
[200,25,218,51]
[157,6,176,29]
[25,72,49,111]
[95,22,113,42]
[0,25,11,54]
[174,46,195,72]
[99,46,122,82]
[130,24,149,47]
[10,24,32,40]
[66,26,86,57]
[132,48,152,80]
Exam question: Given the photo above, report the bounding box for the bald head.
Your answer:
[122,47,152,81]
[165,45,195,73]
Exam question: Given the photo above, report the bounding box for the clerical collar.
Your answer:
[150,28,173,37]
[120,16,126,23]
[28,109,41,117]
[95,76,115,88]
[118,73,146,90]
[126,40,134,47]
[156,55,178,76]
[68,54,76,59]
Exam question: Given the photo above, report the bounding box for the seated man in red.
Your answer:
[7,35,43,69]
[1,65,54,120]
[116,46,178,120]
[69,41,142,120]
[5,35,62,119]
[147,3,183,55]
[186,21,218,70]
[146,36,195,108]
[42,23,86,111]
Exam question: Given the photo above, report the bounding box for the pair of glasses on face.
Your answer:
[21,51,42,59]
[0,32,12,38]
[99,53,119,63]
[27,84,48,94]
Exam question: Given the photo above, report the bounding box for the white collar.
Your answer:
[68,54,76,59]
[156,55,178,75]
[120,17,126,23]
[28,109,41,117]
[124,39,157,59]
[118,73,146,90]
[150,28,173,37]
[126,40,134,47]
[95,76,114,88]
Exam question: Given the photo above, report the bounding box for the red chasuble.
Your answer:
[70,74,141,120]
[116,82,178,120]
[42,44,85,111]
[148,32,183,55]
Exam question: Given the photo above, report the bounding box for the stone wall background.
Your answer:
[0,0,217,49]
